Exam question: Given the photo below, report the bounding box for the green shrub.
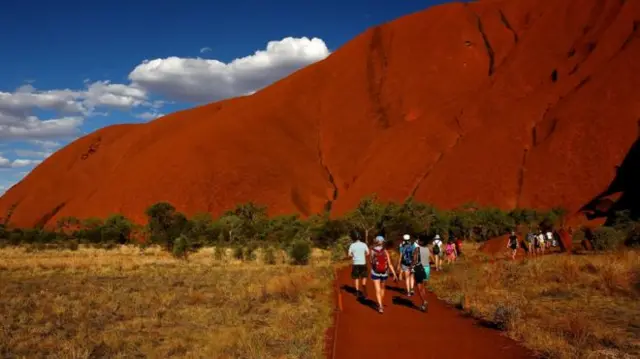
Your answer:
[66,240,79,251]
[591,227,626,251]
[233,246,244,260]
[172,235,189,259]
[330,235,351,262]
[263,246,277,265]
[289,239,312,265]
[244,246,257,262]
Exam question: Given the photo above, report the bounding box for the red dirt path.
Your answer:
[330,266,533,359]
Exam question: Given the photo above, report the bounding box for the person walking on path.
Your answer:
[536,229,546,256]
[507,230,519,260]
[525,230,536,257]
[444,239,457,265]
[432,234,443,271]
[370,235,397,313]
[347,230,369,298]
[412,235,434,312]
[397,234,416,296]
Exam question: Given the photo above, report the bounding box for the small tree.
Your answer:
[101,214,133,244]
[345,194,388,244]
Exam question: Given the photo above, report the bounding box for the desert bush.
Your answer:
[172,235,189,259]
[493,302,521,331]
[263,246,277,265]
[244,245,257,262]
[233,246,244,261]
[214,246,225,261]
[591,227,626,251]
[289,239,312,265]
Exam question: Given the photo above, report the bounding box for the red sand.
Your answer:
[330,266,533,359]
[2,0,640,227]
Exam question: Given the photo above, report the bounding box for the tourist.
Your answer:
[370,235,397,314]
[432,234,444,271]
[412,235,434,312]
[537,229,546,255]
[397,234,416,296]
[546,230,554,249]
[347,229,369,298]
[507,230,519,260]
[525,230,536,257]
[445,239,457,265]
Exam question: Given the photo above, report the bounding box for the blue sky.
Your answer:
[0,0,450,194]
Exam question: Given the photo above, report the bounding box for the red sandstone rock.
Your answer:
[1,0,639,227]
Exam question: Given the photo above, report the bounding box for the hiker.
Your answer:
[397,234,416,296]
[370,235,397,313]
[412,235,434,312]
[444,239,457,265]
[536,229,546,255]
[347,229,369,298]
[546,230,554,249]
[432,234,443,271]
[525,230,536,257]
[507,230,519,260]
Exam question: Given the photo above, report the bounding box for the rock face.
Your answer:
[2,0,640,227]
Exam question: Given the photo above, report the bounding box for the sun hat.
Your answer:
[403,234,410,241]
[375,235,385,243]
[434,234,440,239]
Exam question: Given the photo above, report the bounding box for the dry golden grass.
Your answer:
[429,244,640,359]
[0,246,334,358]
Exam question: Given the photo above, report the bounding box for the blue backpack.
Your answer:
[401,243,414,266]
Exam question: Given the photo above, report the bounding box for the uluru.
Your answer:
[1,0,639,227]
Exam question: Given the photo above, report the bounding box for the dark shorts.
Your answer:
[414,265,430,284]
[351,264,367,279]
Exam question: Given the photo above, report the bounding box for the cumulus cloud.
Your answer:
[14,149,52,159]
[0,80,149,140]
[135,111,164,121]
[0,155,41,168]
[129,36,330,103]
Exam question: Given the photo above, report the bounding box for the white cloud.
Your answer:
[135,111,164,121]
[129,36,330,103]
[0,156,41,168]
[14,149,52,159]
[30,140,61,149]
[200,47,212,54]
[11,159,41,167]
[0,80,148,140]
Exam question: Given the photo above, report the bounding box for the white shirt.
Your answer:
[348,241,369,265]
[433,239,443,249]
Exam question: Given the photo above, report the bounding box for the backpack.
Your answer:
[526,233,535,243]
[400,243,414,266]
[432,242,440,255]
[372,247,388,273]
[446,243,454,255]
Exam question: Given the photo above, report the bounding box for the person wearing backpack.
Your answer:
[507,230,519,260]
[396,234,416,296]
[525,231,536,257]
[370,235,397,314]
[347,229,369,298]
[432,234,443,271]
[412,235,434,312]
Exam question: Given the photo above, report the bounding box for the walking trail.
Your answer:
[329,266,534,359]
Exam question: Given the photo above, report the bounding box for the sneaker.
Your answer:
[420,304,426,312]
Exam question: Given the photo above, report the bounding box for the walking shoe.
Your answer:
[378,305,384,314]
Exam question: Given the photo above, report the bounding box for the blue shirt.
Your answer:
[348,241,369,265]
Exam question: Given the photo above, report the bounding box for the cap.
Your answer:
[403,234,410,241]
[375,235,385,243]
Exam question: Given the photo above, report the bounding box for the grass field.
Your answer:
[429,244,640,359]
[0,246,334,359]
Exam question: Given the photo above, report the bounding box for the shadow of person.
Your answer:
[392,295,421,311]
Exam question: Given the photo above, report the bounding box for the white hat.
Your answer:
[434,234,440,239]
[375,235,385,243]
[403,234,410,240]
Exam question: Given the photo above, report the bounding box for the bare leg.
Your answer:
[373,279,383,312]
[409,273,415,294]
[404,270,411,295]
